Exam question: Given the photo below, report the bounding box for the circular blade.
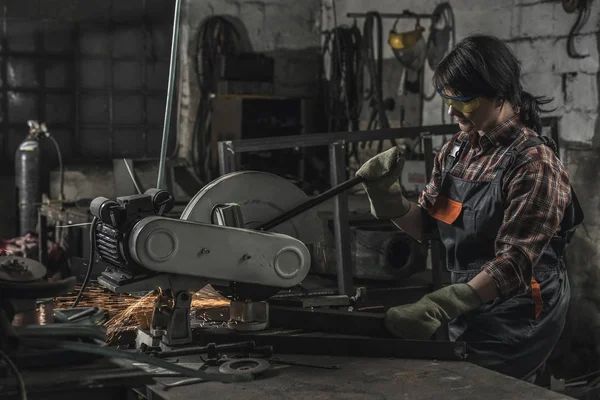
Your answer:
[0,256,46,282]
[181,171,322,243]
[219,358,270,376]
[180,171,322,301]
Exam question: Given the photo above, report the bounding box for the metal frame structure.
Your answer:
[217,118,560,299]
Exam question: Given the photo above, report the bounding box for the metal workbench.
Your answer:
[144,354,573,400]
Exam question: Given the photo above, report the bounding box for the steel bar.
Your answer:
[157,0,182,190]
[347,12,433,19]
[108,0,115,160]
[221,125,457,153]
[154,341,256,359]
[423,134,449,341]
[217,118,559,155]
[329,142,354,296]
[423,134,434,183]
[257,175,364,231]
[198,332,467,361]
[268,305,389,337]
[218,141,236,175]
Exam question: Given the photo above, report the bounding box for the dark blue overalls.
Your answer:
[429,135,583,380]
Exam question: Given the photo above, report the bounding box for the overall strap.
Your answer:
[444,139,466,174]
[500,135,583,258]
[495,136,558,180]
[502,135,566,318]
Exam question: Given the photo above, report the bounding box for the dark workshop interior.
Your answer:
[0,0,599,398]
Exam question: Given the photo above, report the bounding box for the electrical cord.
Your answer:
[192,17,242,182]
[0,349,27,400]
[70,217,98,308]
[361,11,398,155]
[322,24,363,163]
[362,11,390,132]
[321,2,364,171]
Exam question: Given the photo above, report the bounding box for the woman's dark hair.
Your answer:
[432,34,553,133]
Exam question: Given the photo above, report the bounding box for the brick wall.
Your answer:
[324,0,600,378]
[326,0,599,142]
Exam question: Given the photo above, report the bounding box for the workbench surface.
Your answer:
[146,354,573,400]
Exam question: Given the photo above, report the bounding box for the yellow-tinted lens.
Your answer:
[442,97,480,113]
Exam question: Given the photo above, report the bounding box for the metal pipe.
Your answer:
[155,341,256,358]
[329,141,354,296]
[156,0,183,190]
[257,175,364,231]
[347,12,433,19]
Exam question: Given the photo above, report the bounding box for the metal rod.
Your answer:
[155,341,256,359]
[156,0,182,190]
[269,305,387,337]
[199,333,467,361]
[329,141,354,296]
[221,125,459,154]
[347,12,433,19]
[218,141,236,176]
[257,175,364,231]
[122,159,142,194]
[423,134,449,341]
[423,134,433,184]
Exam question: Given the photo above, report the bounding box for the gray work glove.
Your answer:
[384,284,483,339]
[355,147,411,219]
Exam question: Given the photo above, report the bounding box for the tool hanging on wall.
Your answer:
[388,14,428,130]
[362,12,391,131]
[345,6,455,149]
[422,3,455,126]
[361,11,401,154]
[322,24,364,134]
[562,0,590,59]
[426,3,455,70]
[322,20,364,166]
[193,16,243,182]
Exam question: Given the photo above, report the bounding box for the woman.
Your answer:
[356,34,583,381]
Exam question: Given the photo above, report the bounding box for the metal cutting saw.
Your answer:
[89,170,338,349]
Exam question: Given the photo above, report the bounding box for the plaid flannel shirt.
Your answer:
[418,115,571,297]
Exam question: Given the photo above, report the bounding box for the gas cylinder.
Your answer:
[15,123,42,236]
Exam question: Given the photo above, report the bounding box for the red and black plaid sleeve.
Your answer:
[483,146,571,296]
[415,115,571,297]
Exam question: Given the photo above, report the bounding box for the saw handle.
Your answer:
[257,176,365,231]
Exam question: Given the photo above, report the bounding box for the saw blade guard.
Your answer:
[180,171,324,300]
[180,171,323,245]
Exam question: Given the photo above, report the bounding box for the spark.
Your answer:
[53,285,230,342]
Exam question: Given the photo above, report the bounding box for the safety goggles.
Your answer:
[437,89,481,113]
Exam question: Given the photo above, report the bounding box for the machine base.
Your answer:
[228,300,269,332]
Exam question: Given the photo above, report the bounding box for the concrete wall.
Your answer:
[324,0,600,378]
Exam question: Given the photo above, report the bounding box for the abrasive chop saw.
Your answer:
[89,171,325,349]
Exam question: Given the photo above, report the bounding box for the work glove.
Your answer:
[355,147,411,219]
[384,284,483,339]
